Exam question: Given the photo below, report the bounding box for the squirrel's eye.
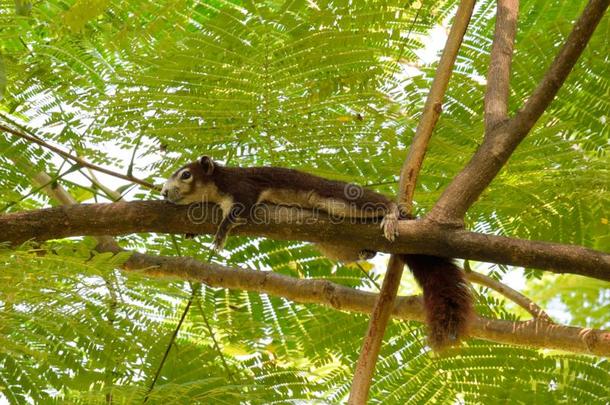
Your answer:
[180,171,192,180]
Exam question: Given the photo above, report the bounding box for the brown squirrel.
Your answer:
[162,156,474,349]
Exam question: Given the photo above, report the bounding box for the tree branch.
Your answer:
[349,255,405,405]
[465,267,553,322]
[3,201,610,281]
[93,243,610,357]
[512,0,610,135]
[351,1,476,403]
[397,0,477,214]
[484,0,519,130]
[428,0,609,224]
[0,122,159,191]
[7,167,610,358]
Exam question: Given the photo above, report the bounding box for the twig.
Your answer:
[1,164,80,212]
[0,122,159,191]
[102,275,118,404]
[428,0,610,224]
[84,165,123,202]
[349,1,476,403]
[195,294,235,382]
[484,0,519,130]
[143,290,195,403]
[356,262,382,291]
[464,264,553,322]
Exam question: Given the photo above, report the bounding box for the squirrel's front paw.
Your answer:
[380,213,398,242]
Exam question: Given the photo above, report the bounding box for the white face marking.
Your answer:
[162,167,228,206]
[162,167,195,204]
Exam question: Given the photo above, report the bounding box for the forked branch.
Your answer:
[428,0,610,224]
[0,122,158,191]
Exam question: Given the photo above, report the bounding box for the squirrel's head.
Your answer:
[161,156,216,204]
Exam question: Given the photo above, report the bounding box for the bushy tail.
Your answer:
[402,254,474,351]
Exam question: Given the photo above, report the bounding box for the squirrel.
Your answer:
[162,156,474,350]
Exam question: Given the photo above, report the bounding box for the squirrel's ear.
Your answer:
[199,156,215,175]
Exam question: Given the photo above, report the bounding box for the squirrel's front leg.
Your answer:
[212,200,249,251]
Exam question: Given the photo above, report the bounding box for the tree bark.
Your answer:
[3,201,610,281]
[351,0,477,402]
[93,243,610,357]
[484,0,519,130]
[427,0,610,224]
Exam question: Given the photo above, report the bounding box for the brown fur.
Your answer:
[163,157,474,349]
[403,255,474,350]
[174,159,393,214]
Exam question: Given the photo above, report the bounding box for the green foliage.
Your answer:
[0,0,609,403]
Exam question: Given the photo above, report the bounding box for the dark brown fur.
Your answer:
[164,157,474,349]
[403,255,474,350]
[177,159,393,212]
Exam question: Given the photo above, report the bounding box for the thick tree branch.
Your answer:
[7,169,610,358]
[93,243,610,357]
[3,201,610,281]
[0,123,159,191]
[351,1,477,403]
[484,0,519,130]
[428,0,609,224]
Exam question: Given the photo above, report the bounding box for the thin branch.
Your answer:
[350,1,476,402]
[102,275,118,404]
[31,170,79,205]
[484,0,519,130]
[12,158,119,249]
[3,201,610,281]
[428,0,610,224]
[84,165,123,202]
[397,0,477,214]
[513,0,610,135]
[349,255,406,405]
[92,243,610,357]
[0,122,159,191]
[356,262,382,291]
[143,290,195,403]
[464,264,553,322]
[195,292,235,383]
[1,164,80,212]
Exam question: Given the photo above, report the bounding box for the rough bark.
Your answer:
[94,243,610,357]
[351,0,477,402]
[3,201,609,281]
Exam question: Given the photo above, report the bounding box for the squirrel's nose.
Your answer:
[162,190,168,199]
